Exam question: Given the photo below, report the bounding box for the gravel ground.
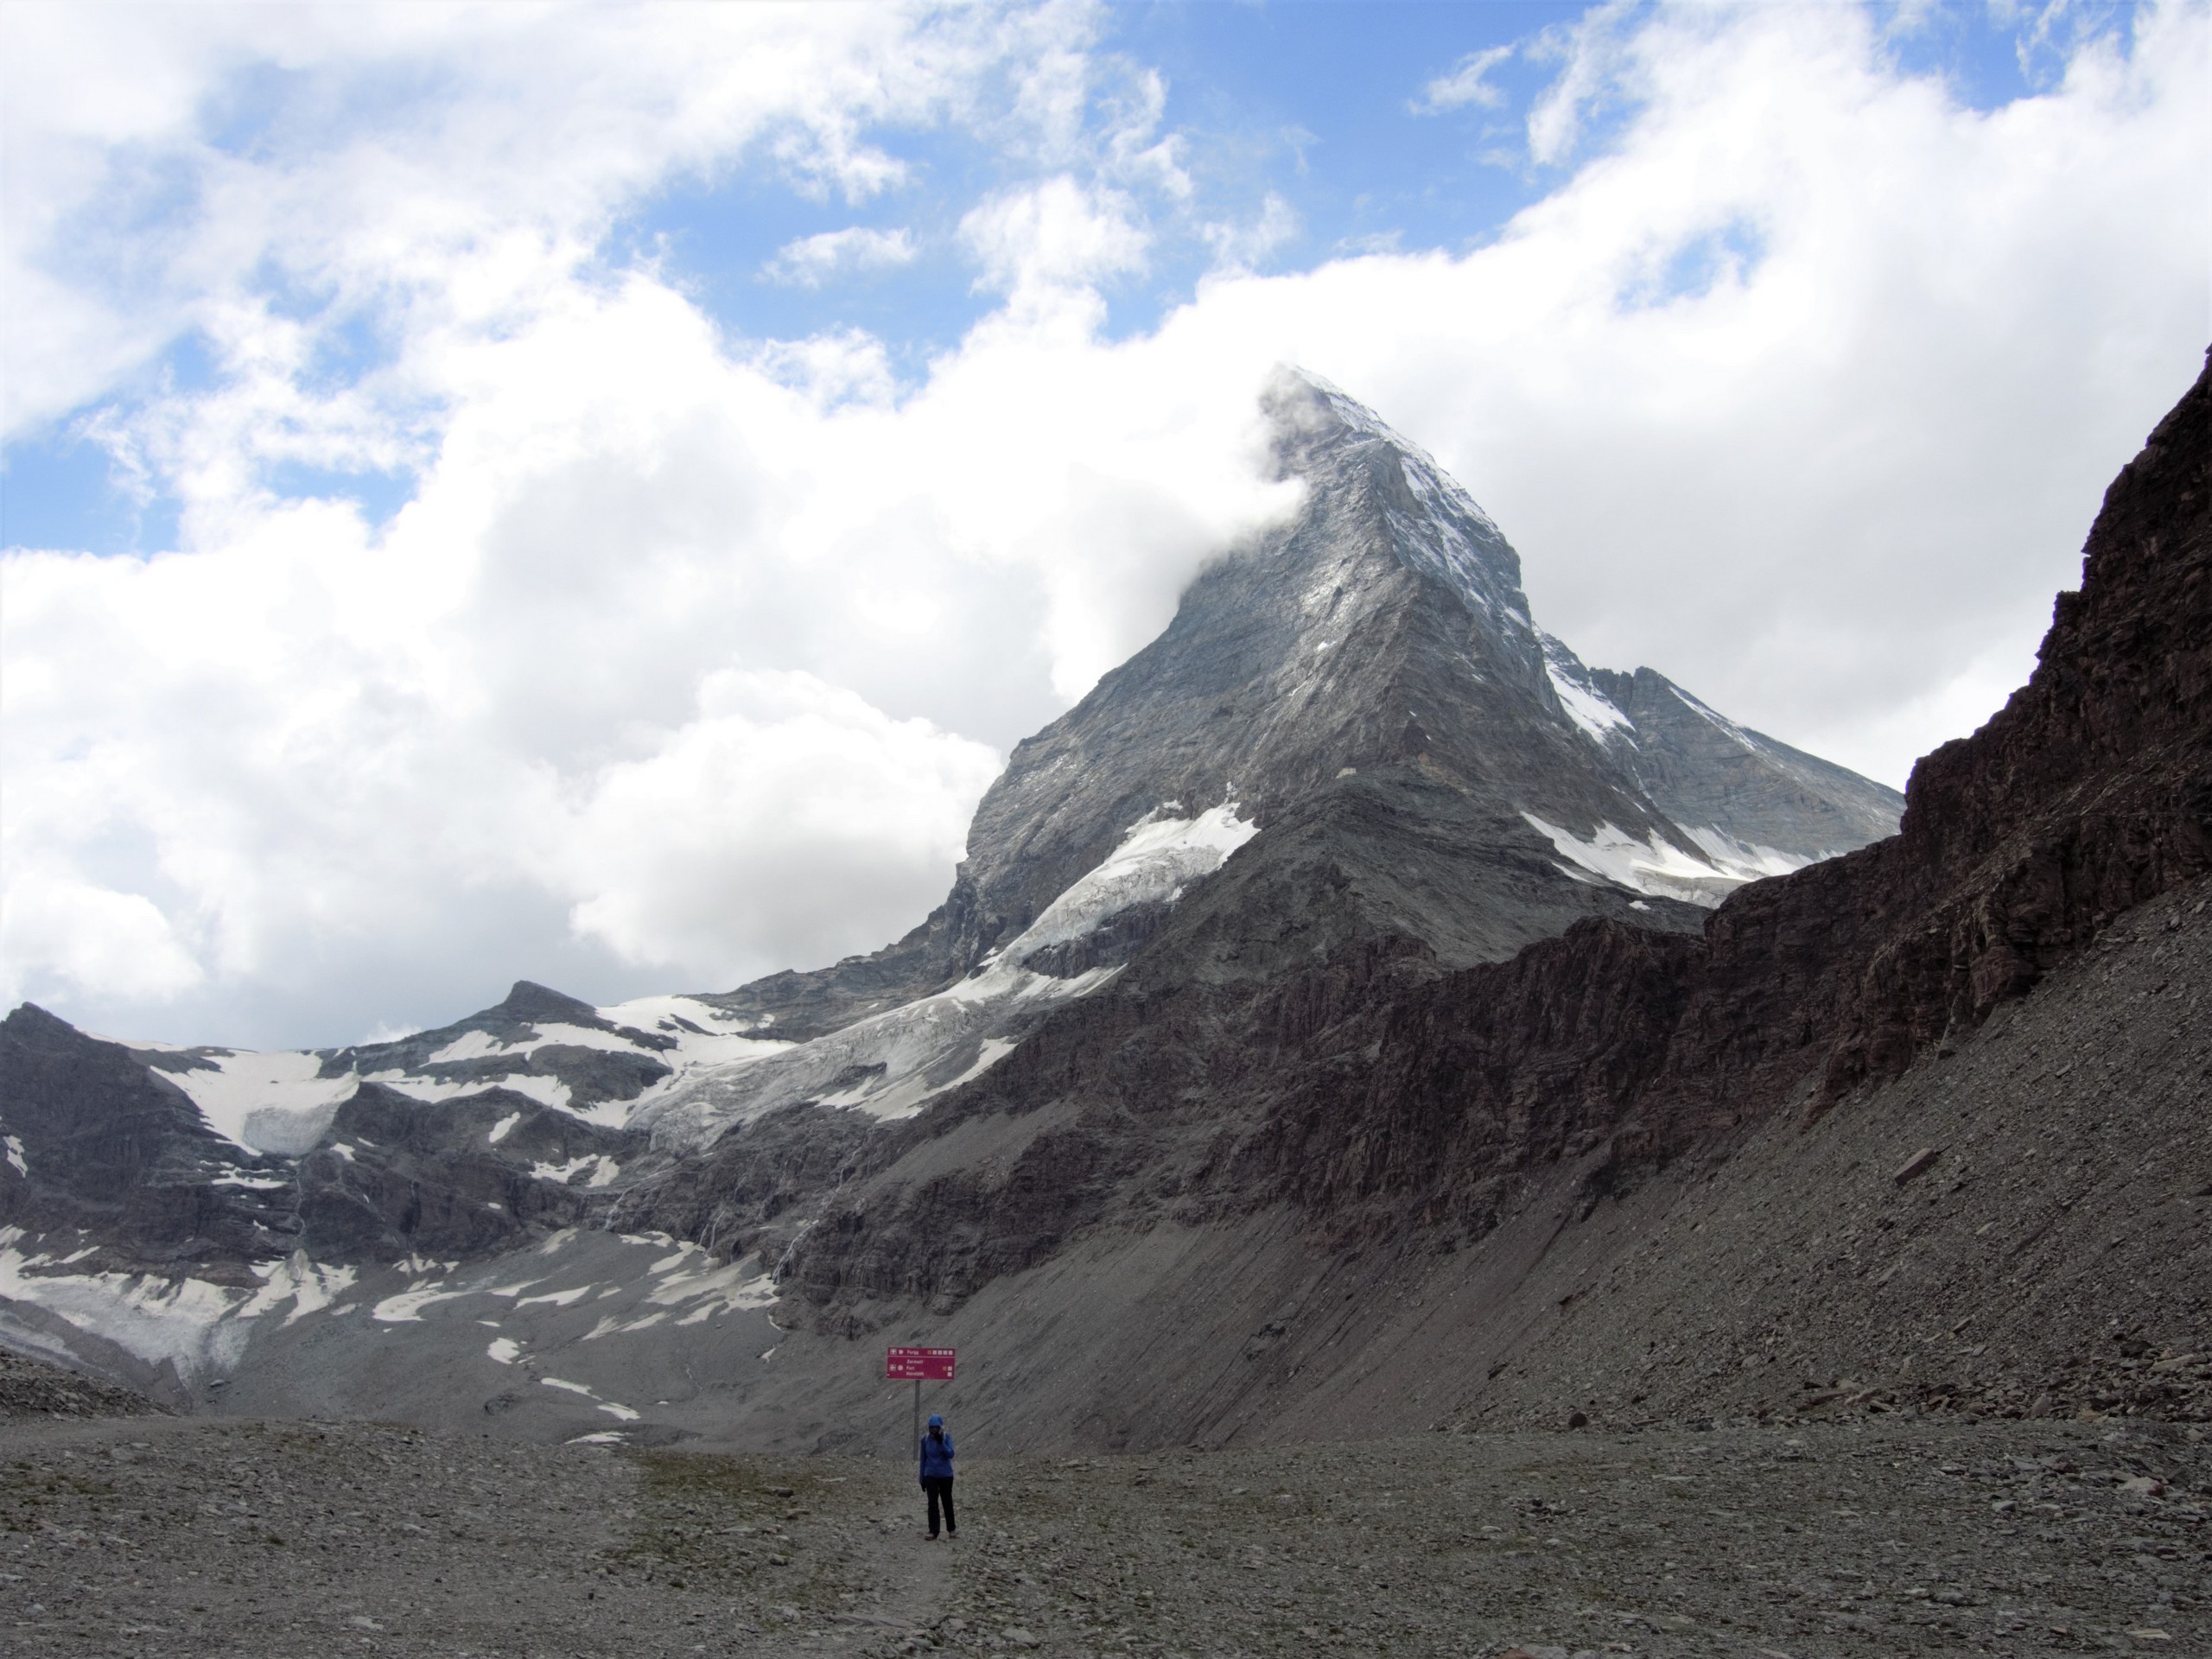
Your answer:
[2,1414,2202,1657]
[938,1421,2206,1658]
[0,1414,944,1658]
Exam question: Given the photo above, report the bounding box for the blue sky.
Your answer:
[2,0,2202,1046]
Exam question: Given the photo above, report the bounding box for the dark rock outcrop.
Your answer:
[318,979,676,1107]
[0,1006,299,1281]
[0,994,648,1274]
[292,1084,640,1262]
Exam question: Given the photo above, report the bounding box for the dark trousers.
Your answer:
[923,1476,956,1536]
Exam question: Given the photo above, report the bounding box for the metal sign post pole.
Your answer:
[912,1376,920,1467]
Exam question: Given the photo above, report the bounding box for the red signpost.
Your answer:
[888,1346,956,1462]
[886,1346,956,1381]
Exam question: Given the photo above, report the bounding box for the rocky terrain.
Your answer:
[1,1403,2201,1656]
[1452,874,2212,1437]
[0,1351,159,1422]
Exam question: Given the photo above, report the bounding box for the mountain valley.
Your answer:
[2,350,2204,1553]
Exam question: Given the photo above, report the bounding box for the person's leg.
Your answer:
[925,1478,943,1537]
[943,1480,956,1537]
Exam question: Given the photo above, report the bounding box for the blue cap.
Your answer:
[928,1414,944,1427]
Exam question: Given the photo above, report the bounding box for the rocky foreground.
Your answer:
[1,1391,2202,1657]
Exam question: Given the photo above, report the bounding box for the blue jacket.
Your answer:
[918,1427,955,1481]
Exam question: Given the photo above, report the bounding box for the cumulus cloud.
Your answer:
[961,175,1151,301]
[2,0,2205,1050]
[553,671,1001,973]
[0,2,1033,436]
[761,226,919,287]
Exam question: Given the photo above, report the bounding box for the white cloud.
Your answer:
[1,0,2204,1049]
[0,878,204,1004]
[1202,193,1300,274]
[0,3,1046,437]
[1414,45,1516,113]
[554,671,1001,972]
[761,226,918,287]
[961,175,1150,302]
[0,247,1295,1042]
[1528,0,1644,165]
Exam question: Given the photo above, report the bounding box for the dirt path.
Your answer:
[1,1412,2201,1656]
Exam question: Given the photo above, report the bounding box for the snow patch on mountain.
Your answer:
[120,992,798,1160]
[1549,665,1633,742]
[635,803,1257,1151]
[1522,812,1821,906]
[1538,632,1634,743]
[632,959,1118,1148]
[596,995,795,1061]
[161,1050,357,1154]
[0,1229,353,1383]
[429,1013,785,1074]
[238,1252,357,1327]
[1680,824,1819,881]
[638,1247,777,1316]
[528,1154,621,1188]
[372,1281,474,1323]
[1521,814,1737,907]
[1005,802,1257,962]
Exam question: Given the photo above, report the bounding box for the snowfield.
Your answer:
[634,801,1258,1151]
[0,1224,779,1399]
[158,1049,358,1154]
[0,1230,354,1386]
[1519,811,1810,907]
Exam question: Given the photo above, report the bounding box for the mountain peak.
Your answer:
[1261,365,1526,638]
[491,981,601,1024]
[1263,366,1430,461]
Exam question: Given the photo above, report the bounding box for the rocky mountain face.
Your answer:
[627,372,1899,1153]
[686,348,2201,1455]
[0,1005,300,1284]
[54,359,2205,1446]
[709,375,1897,1036]
[756,353,2204,1335]
[1543,644,1905,867]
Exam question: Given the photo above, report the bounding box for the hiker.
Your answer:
[918,1412,957,1539]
